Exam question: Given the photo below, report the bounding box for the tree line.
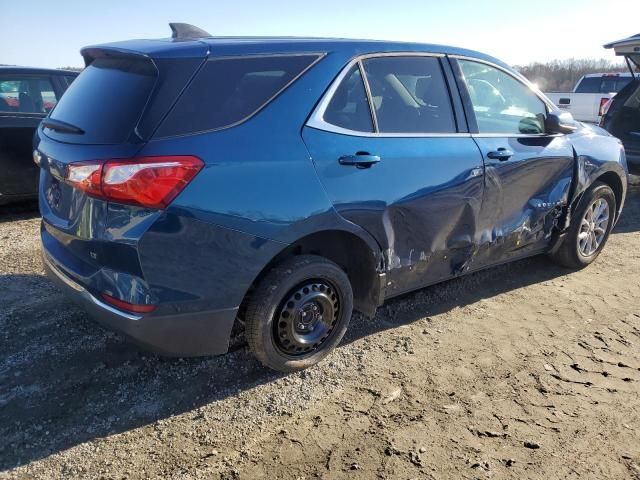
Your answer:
[516,58,628,92]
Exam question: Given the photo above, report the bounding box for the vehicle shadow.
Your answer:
[0,200,39,223]
[0,257,572,471]
[1,186,639,471]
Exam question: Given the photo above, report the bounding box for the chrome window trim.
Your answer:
[306,52,472,138]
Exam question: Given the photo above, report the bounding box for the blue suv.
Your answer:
[37,24,628,371]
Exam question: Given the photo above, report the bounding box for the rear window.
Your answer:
[575,76,632,94]
[46,57,156,144]
[156,54,321,137]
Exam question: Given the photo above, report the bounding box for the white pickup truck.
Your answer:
[546,73,633,123]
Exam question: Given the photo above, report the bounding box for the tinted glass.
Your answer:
[362,56,456,133]
[459,59,546,135]
[0,76,57,114]
[575,76,633,94]
[47,57,157,144]
[64,75,77,88]
[157,55,320,136]
[574,77,602,93]
[615,77,632,92]
[323,65,373,132]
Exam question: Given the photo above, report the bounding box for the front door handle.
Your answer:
[486,148,514,161]
[339,153,381,168]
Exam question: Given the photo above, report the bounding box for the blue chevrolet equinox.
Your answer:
[36,24,628,371]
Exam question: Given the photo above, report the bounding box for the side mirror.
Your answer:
[545,111,578,134]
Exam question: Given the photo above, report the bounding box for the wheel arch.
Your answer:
[593,170,625,221]
[239,228,384,321]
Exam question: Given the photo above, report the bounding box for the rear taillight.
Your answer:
[65,155,203,209]
[599,97,611,117]
[66,161,103,197]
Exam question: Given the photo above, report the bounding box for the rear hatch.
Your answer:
[603,34,640,166]
[604,33,640,69]
[36,43,207,289]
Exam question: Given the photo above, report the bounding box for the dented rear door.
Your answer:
[303,55,485,297]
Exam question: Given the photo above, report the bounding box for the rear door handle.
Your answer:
[486,148,513,161]
[338,153,381,168]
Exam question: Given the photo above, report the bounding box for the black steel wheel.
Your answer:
[274,280,340,356]
[244,255,353,372]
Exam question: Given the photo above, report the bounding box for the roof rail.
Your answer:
[169,23,211,41]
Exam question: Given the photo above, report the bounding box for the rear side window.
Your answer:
[323,65,373,132]
[0,76,57,114]
[46,57,157,144]
[157,54,321,137]
[575,76,632,94]
[361,56,456,134]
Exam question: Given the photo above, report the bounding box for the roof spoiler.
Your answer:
[169,23,211,41]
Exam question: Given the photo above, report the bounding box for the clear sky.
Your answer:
[1,0,636,68]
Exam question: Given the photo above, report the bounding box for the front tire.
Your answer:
[244,255,353,372]
[550,181,616,268]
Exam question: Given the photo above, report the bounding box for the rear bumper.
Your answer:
[43,249,237,357]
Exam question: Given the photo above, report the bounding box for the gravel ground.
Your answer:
[0,184,639,480]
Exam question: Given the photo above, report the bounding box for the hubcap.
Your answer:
[577,198,610,257]
[274,280,340,356]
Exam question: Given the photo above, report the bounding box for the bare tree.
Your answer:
[515,58,628,92]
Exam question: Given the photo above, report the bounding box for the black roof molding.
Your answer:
[169,23,211,41]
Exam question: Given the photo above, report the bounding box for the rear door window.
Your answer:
[0,76,58,114]
[157,54,321,137]
[323,64,374,132]
[361,56,456,134]
[45,57,157,144]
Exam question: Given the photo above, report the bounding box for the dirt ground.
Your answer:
[1,183,639,480]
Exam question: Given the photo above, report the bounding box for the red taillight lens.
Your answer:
[102,156,203,209]
[100,293,156,314]
[64,156,203,209]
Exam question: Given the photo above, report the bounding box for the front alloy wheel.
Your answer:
[577,198,610,257]
[550,181,616,268]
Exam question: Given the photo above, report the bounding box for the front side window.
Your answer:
[0,76,57,114]
[157,54,321,136]
[459,59,546,135]
[362,56,456,133]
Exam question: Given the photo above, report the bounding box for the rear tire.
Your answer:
[549,181,616,268]
[244,255,353,372]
